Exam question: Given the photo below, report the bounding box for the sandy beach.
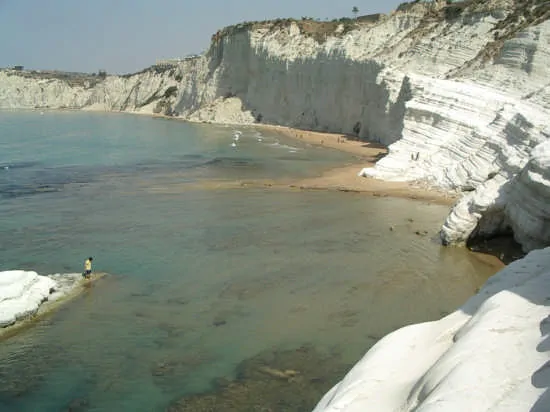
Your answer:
[257,124,386,158]
[255,124,459,206]
[142,118,461,205]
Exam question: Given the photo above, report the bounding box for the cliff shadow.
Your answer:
[531,314,550,412]
[458,247,550,410]
[465,175,525,264]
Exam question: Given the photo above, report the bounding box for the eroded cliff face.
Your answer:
[0,68,180,114]
[1,0,549,251]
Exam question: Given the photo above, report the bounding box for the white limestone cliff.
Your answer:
[313,246,550,412]
[0,0,549,250]
[0,69,180,114]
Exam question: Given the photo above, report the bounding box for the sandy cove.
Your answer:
[38,111,458,206]
[255,124,459,206]
[143,116,460,206]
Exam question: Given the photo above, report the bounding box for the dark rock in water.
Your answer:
[134,311,148,318]
[212,377,232,389]
[166,345,352,412]
[130,291,152,298]
[466,235,525,264]
[157,322,182,337]
[66,397,89,412]
[151,361,178,377]
[309,376,325,383]
[213,319,227,327]
[166,297,189,305]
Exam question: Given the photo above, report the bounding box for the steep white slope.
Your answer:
[314,247,550,412]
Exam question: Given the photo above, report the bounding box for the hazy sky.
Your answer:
[0,0,404,74]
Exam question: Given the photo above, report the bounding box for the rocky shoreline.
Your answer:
[0,271,105,340]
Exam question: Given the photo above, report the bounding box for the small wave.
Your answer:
[177,154,205,160]
[198,156,264,172]
[202,157,255,168]
[0,183,62,199]
[268,142,301,151]
[0,161,42,170]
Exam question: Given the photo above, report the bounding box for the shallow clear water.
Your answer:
[0,111,498,411]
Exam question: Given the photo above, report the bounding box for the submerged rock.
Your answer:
[167,345,352,412]
[66,397,89,412]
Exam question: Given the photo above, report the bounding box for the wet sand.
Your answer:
[282,165,458,206]
[141,168,457,207]
[151,116,457,204]
[141,120,459,205]
[257,124,385,158]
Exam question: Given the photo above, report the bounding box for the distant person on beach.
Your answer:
[83,257,93,279]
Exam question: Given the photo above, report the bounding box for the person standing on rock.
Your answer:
[83,257,93,279]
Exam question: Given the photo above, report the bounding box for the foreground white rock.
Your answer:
[0,270,56,327]
[314,247,550,412]
[0,270,88,332]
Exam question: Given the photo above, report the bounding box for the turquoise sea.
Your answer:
[0,111,498,411]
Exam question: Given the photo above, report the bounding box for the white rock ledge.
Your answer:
[314,247,550,412]
[0,270,95,334]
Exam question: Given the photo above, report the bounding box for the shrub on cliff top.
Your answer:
[444,3,469,20]
[396,0,421,13]
[211,15,364,45]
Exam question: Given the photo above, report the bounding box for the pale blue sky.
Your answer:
[0,0,403,74]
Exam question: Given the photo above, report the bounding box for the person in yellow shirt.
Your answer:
[83,257,93,279]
